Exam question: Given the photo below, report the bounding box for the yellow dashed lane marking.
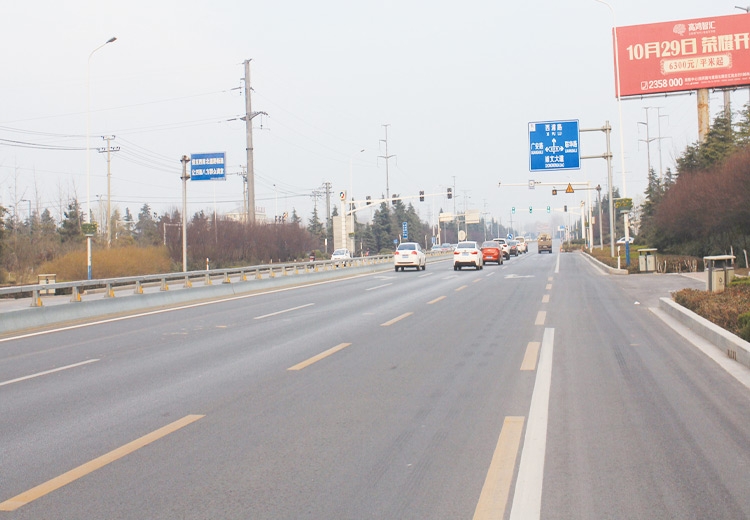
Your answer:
[542,294,550,303]
[0,415,204,511]
[381,312,413,327]
[288,343,352,371]
[521,342,541,371]
[473,416,525,519]
[428,296,446,304]
[535,311,546,326]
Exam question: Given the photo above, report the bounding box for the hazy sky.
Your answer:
[1,1,748,235]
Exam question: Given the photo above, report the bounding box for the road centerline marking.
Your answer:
[509,328,554,520]
[381,312,413,327]
[473,416,525,520]
[427,296,446,305]
[288,343,352,371]
[520,342,541,371]
[455,285,468,292]
[254,303,314,320]
[535,311,546,326]
[0,414,204,512]
[541,294,550,304]
[0,359,99,388]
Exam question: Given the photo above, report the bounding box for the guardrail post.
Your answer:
[205,272,212,285]
[161,278,169,291]
[240,270,247,282]
[105,282,115,298]
[269,268,276,278]
[255,269,262,280]
[70,286,82,302]
[223,271,231,284]
[183,276,192,288]
[31,288,43,307]
[134,281,143,294]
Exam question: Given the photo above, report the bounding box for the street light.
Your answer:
[86,36,117,280]
[594,0,629,259]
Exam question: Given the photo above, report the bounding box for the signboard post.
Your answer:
[529,120,580,171]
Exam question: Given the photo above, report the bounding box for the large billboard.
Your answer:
[614,13,750,97]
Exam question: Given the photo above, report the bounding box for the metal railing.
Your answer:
[0,255,396,308]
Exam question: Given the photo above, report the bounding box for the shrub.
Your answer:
[38,246,174,281]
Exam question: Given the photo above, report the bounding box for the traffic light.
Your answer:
[529,206,533,214]
[392,194,398,206]
[419,190,424,202]
[512,206,515,214]
[564,205,568,212]
[366,195,372,205]
[447,188,452,199]
[547,206,551,213]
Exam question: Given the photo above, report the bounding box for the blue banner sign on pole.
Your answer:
[528,120,580,171]
[190,152,226,180]
[402,221,408,240]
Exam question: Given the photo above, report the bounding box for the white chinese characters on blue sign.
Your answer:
[528,120,580,171]
[191,152,226,181]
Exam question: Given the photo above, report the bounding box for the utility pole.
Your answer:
[379,124,395,205]
[324,182,332,252]
[242,59,268,224]
[98,135,119,248]
[638,107,655,178]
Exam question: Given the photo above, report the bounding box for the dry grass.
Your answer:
[38,246,174,281]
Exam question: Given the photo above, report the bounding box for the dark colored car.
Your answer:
[508,240,519,257]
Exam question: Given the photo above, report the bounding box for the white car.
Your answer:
[616,236,634,245]
[394,242,426,271]
[453,241,483,270]
[516,236,528,253]
[331,248,352,265]
[492,238,511,259]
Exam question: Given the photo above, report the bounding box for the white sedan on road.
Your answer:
[453,241,483,270]
[394,242,427,271]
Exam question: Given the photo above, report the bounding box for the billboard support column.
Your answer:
[698,88,710,142]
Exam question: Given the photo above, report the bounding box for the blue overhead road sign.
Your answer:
[528,120,580,171]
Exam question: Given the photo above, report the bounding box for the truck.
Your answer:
[537,233,552,254]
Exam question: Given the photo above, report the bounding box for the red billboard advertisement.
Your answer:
[614,13,750,97]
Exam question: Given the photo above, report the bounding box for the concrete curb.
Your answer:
[659,297,750,370]
[0,262,393,335]
[581,251,629,275]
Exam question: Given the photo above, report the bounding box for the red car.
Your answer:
[480,241,504,265]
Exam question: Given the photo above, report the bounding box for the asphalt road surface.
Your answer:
[2,244,749,519]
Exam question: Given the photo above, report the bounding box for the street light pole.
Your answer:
[595,0,630,262]
[86,36,116,280]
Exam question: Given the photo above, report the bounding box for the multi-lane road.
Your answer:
[2,244,750,519]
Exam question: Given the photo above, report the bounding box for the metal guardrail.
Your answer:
[0,255,397,308]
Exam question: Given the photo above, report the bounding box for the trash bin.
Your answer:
[37,274,56,295]
[638,248,658,273]
[704,255,735,292]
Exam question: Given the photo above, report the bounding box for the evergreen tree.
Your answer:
[59,199,83,243]
[135,203,160,245]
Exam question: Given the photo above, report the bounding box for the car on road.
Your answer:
[331,248,352,265]
[516,236,528,253]
[616,236,634,245]
[492,238,511,259]
[508,240,519,257]
[394,242,426,271]
[453,241,483,270]
[480,241,504,265]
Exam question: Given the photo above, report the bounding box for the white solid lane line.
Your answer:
[0,359,100,388]
[254,303,314,320]
[509,327,554,520]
